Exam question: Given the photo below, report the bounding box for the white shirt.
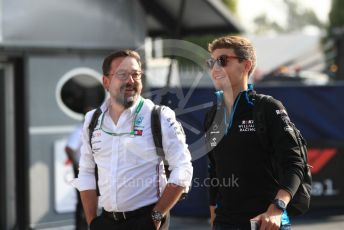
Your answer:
[66,124,83,163]
[72,97,193,212]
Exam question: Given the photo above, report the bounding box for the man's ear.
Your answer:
[244,60,253,75]
[103,75,109,91]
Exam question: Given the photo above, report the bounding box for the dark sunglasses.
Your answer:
[206,55,245,69]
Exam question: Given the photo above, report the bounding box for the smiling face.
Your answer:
[103,56,142,108]
[210,48,250,92]
[207,36,256,94]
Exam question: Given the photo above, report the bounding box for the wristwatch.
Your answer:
[151,210,164,222]
[273,199,286,211]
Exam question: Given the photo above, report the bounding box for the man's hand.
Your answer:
[250,203,283,230]
[209,205,216,227]
[153,221,161,230]
[152,183,183,229]
[153,183,184,215]
[251,189,291,229]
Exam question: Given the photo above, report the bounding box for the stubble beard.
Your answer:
[115,84,138,108]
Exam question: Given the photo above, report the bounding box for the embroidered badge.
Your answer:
[210,137,217,147]
[134,129,143,136]
[135,116,144,126]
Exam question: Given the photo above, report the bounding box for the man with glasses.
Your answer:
[204,36,305,229]
[73,50,193,230]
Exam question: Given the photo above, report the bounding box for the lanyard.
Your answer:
[224,92,242,135]
[100,97,144,137]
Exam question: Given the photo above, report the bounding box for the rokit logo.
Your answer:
[238,120,255,132]
[210,123,220,134]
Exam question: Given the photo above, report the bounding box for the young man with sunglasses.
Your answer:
[72,50,193,230]
[204,36,305,229]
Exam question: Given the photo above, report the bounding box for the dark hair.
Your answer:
[208,36,256,76]
[102,49,141,76]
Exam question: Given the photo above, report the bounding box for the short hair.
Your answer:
[208,36,256,76]
[102,49,141,76]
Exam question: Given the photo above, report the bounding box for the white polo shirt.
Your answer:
[72,97,193,212]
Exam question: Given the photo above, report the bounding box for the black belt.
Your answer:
[102,203,155,222]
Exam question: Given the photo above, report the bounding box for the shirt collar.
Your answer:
[100,98,110,113]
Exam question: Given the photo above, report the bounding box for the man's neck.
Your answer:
[223,83,247,112]
[109,100,126,125]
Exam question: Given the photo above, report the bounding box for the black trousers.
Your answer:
[90,212,170,230]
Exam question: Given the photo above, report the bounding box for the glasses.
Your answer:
[109,70,143,81]
[206,55,245,69]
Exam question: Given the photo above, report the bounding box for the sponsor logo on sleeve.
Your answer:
[276,109,288,116]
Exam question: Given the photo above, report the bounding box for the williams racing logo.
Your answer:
[238,120,256,132]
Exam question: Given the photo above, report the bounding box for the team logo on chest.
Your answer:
[134,115,144,136]
[135,115,144,127]
[238,120,256,132]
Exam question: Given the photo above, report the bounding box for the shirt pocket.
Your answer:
[122,128,159,165]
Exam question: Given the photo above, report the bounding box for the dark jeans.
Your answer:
[90,212,170,230]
